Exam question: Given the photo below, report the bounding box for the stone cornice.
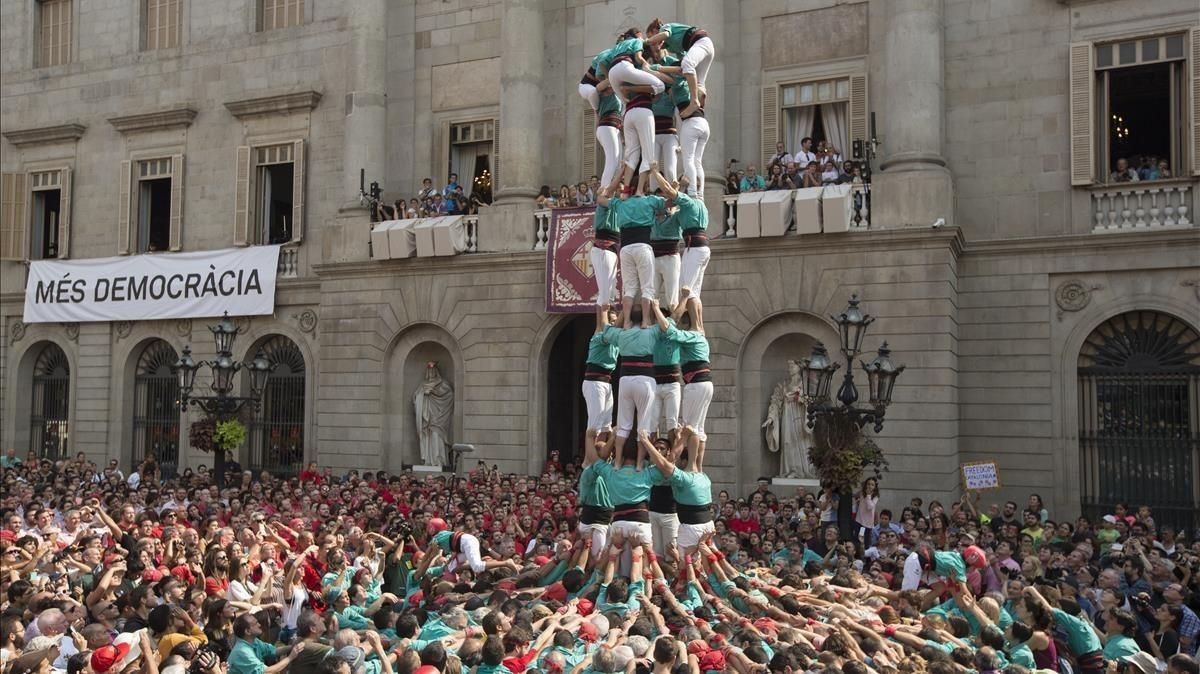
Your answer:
[1,123,86,147]
[108,108,197,134]
[964,227,1200,255]
[224,91,322,119]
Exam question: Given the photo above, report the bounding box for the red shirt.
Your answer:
[503,649,540,674]
[729,515,760,536]
[204,576,229,597]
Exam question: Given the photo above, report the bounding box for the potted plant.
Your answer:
[808,414,888,540]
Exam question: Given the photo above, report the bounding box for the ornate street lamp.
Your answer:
[173,312,275,487]
[804,294,905,539]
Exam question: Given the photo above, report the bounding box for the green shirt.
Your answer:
[601,38,643,70]
[418,616,456,641]
[593,463,665,505]
[227,638,276,674]
[1102,635,1140,661]
[652,209,684,242]
[669,469,711,506]
[338,605,372,631]
[579,462,613,508]
[579,461,613,508]
[597,90,623,118]
[1007,643,1036,669]
[432,530,454,554]
[664,326,709,364]
[671,193,708,231]
[597,579,645,616]
[603,325,658,359]
[613,195,666,229]
[1051,608,1102,656]
[933,550,968,582]
[593,202,618,234]
[586,332,619,370]
[660,23,696,54]
[652,319,681,367]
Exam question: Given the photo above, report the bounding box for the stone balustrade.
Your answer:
[1090,180,1193,232]
[534,209,551,250]
[277,244,299,278]
[463,214,479,253]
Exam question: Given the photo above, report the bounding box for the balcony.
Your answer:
[1090,179,1193,232]
[277,244,300,278]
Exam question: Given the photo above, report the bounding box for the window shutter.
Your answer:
[117,160,132,255]
[848,74,868,159]
[581,108,597,180]
[169,154,184,251]
[0,173,28,261]
[492,116,501,195]
[438,121,451,189]
[57,166,72,259]
[1190,27,1199,176]
[291,139,305,242]
[234,146,251,246]
[761,84,778,168]
[1069,42,1095,186]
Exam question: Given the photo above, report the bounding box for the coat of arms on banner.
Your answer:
[545,207,621,313]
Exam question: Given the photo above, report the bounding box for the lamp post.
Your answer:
[802,294,905,539]
[173,312,274,488]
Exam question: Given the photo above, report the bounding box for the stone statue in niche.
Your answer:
[762,359,815,479]
[413,361,454,467]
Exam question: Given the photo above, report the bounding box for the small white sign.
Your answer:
[961,461,1000,490]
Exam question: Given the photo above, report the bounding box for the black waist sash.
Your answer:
[612,502,650,523]
[580,504,613,525]
[677,503,713,525]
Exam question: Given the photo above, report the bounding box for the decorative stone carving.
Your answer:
[413,361,454,468]
[108,107,197,134]
[62,323,79,342]
[175,319,192,337]
[1183,279,1200,301]
[9,321,26,345]
[1055,280,1103,320]
[115,321,134,341]
[1,123,87,147]
[234,316,252,333]
[763,359,815,479]
[295,309,318,334]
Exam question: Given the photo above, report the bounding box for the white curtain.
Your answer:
[451,144,479,196]
[784,106,815,158]
[820,102,848,162]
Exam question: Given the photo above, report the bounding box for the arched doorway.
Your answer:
[546,315,594,470]
[1078,310,1200,528]
[132,340,180,475]
[31,343,70,460]
[246,335,306,476]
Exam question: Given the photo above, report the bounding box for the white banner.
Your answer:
[23,246,281,323]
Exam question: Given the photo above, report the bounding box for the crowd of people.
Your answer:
[1109,157,1174,183]
[2,447,1199,674]
[373,174,487,223]
[726,140,865,197]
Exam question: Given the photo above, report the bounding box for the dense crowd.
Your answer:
[2,445,1198,674]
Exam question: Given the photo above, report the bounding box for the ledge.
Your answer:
[2,123,86,147]
[224,90,322,119]
[108,107,197,134]
[965,226,1199,255]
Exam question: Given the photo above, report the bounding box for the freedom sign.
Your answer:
[961,461,1001,491]
[23,246,281,323]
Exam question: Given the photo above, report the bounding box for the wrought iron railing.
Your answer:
[132,373,180,476]
[31,374,69,460]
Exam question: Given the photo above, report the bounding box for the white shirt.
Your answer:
[795,151,817,165]
[902,551,924,590]
[769,152,794,166]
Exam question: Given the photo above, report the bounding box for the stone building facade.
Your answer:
[1,0,1198,521]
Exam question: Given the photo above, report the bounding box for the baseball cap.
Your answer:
[24,634,63,653]
[1117,652,1157,674]
[1102,515,1118,524]
[91,643,132,673]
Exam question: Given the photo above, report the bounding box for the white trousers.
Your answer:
[679,116,710,197]
[654,133,679,186]
[681,381,714,440]
[679,245,711,298]
[610,520,653,547]
[622,108,656,173]
[656,381,681,435]
[619,243,655,300]
[608,59,666,97]
[581,379,614,433]
[596,125,623,187]
[577,521,609,554]
[450,533,487,573]
[616,375,658,436]
[578,82,599,111]
[650,512,680,557]
[678,520,715,551]
[654,253,681,309]
[590,246,619,307]
[680,37,715,91]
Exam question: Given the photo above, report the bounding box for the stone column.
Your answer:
[326,0,387,263]
[871,0,954,229]
[479,0,544,252]
[680,0,725,222]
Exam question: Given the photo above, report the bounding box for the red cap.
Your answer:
[91,643,131,673]
[576,599,594,616]
[427,517,449,535]
[542,582,568,603]
[142,568,163,583]
[170,565,195,583]
[962,545,988,569]
[415,667,441,674]
[578,622,599,642]
[698,651,727,672]
[687,641,710,656]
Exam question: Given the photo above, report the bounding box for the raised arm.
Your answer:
[650,298,670,332]
[639,432,675,479]
[648,162,678,201]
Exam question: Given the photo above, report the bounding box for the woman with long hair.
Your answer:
[855,477,880,547]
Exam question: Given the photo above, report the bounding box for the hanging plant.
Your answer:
[215,420,247,453]
[808,414,889,492]
[189,418,216,454]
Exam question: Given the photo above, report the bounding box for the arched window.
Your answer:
[1078,311,1200,527]
[31,344,70,459]
[247,336,305,475]
[133,340,180,475]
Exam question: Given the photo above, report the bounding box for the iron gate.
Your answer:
[132,340,180,476]
[247,336,305,476]
[30,344,70,460]
[1079,311,1200,529]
